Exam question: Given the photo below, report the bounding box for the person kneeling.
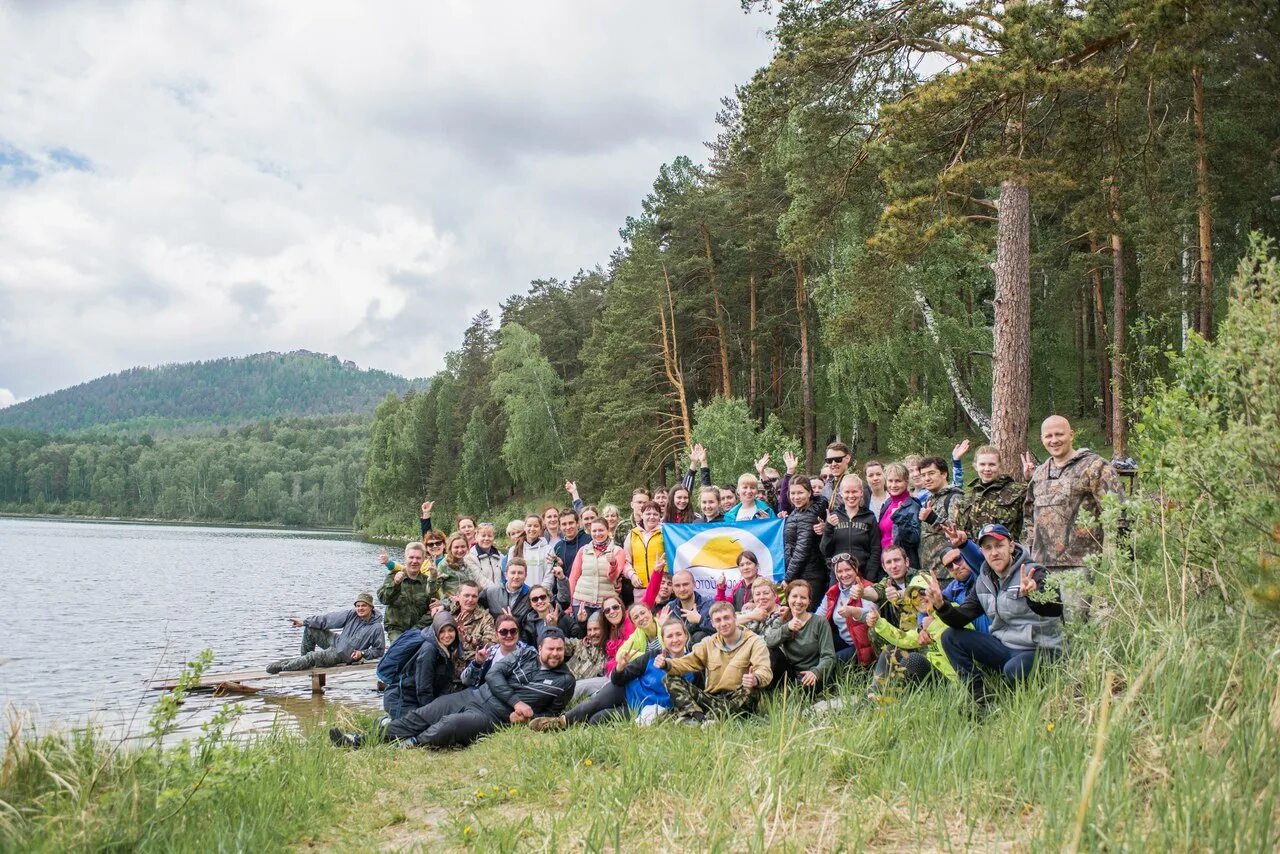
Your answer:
[331,629,574,749]
[267,592,385,673]
[655,601,773,723]
[865,575,964,700]
[927,524,1064,709]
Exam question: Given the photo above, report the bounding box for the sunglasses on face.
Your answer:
[825,457,844,464]
[530,595,549,603]
[427,542,445,550]
[603,605,622,614]
[497,628,518,637]
[946,560,964,570]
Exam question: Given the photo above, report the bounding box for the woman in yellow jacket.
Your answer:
[625,501,665,605]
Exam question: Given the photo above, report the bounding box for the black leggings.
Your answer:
[566,681,628,726]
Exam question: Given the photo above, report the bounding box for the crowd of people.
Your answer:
[262,415,1125,749]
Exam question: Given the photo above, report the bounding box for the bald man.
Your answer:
[1021,416,1124,615]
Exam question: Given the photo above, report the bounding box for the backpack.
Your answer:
[375,627,427,685]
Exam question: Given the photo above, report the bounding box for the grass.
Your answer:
[6,589,1275,852]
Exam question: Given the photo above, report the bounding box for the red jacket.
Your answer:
[820,582,875,667]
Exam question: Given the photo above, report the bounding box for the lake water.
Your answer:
[0,517,394,746]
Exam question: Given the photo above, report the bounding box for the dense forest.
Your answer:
[0,417,367,527]
[359,0,1279,536]
[0,351,423,434]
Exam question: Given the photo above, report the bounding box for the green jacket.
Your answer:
[763,613,836,680]
[955,475,1027,540]
[377,572,434,637]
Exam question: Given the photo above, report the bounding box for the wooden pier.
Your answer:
[148,661,378,695]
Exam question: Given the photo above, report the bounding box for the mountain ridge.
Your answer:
[0,350,425,435]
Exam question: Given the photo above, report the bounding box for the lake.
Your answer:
[0,517,394,746]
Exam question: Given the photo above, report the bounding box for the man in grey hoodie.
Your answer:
[267,592,386,673]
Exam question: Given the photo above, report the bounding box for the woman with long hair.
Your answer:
[664,485,695,523]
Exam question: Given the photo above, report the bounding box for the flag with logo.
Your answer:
[661,518,786,595]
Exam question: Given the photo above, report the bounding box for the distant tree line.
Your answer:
[0,417,367,527]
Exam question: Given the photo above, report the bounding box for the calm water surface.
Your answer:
[0,517,393,744]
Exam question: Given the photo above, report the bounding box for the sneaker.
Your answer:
[528,715,567,733]
[266,662,283,674]
[328,727,360,749]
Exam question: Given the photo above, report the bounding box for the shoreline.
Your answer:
[0,510,356,535]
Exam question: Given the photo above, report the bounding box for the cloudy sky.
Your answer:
[0,1,774,405]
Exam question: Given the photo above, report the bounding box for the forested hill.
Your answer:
[0,351,424,434]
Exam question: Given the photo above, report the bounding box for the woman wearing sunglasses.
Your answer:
[521,584,570,645]
[597,593,634,675]
[459,613,530,688]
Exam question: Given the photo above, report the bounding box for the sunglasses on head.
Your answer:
[497,628,518,637]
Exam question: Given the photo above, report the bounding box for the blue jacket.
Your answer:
[942,568,991,634]
[612,642,695,711]
[725,498,777,520]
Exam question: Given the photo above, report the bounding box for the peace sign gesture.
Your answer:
[1021,451,1037,480]
[924,569,945,610]
[1019,566,1040,598]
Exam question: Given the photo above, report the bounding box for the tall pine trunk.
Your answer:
[1192,67,1215,340]
[991,180,1032,478]
[699,223,733,396]
[748,270,758,415]
[1089,234,1112,438]
[1107,181,1127,456]
[794,260,816,469]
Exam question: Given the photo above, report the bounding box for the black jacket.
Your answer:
[399,628,460,711]
[819,504,883,582]
[476,646,575,721]
[784,498,830,590]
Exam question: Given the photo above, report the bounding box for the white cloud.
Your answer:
[0,389,16,409]
[0,0,774,398]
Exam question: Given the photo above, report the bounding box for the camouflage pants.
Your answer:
[270,627,349,671]
[664,675,756,721]
[868,649,936,699]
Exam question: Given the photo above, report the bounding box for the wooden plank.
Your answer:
[148,661,377,691]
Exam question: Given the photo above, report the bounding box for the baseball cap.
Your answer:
[977,523,1011,544]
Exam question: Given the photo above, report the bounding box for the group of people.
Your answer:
[264,415,1125,750]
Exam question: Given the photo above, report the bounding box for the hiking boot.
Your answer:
[329,727,361,749]
[528,715,567,733]
[266,662,284,674]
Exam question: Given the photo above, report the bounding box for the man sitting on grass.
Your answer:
[655,601,772,723]
[926,523,1064,709]
[267,592,385,673]
[330,629,575,749]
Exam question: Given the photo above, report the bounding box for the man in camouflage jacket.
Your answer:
[1022,416,1124,572]
[917,456,966,581]
[377,542,434,641]
[449,580,496,677]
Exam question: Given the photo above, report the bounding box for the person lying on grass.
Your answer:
[331,629,574,749]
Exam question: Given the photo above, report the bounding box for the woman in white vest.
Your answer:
[570,518,626,616]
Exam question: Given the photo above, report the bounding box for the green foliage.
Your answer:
[0,351,422,435]
[490,324,571,494]
[0,415,368,527]
[1130,237,1280,606]
[885,398,945,460]
[690,398,803,482]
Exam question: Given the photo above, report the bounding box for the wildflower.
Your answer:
[1046,722,1056,732]
[508,787,518,796]
[476,791,484,800]
[584,758,593,767]
[463,826,473,836]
